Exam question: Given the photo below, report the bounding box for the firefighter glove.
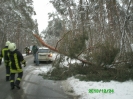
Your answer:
[23,62,26,67]
[22,60,26,67]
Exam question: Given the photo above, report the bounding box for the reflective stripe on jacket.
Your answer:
[0,46,9,65]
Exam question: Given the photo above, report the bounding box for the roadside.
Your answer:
[23,54,80,99]
[22,56,75,99]
[61,80,80,99]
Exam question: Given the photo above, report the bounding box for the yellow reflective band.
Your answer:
[2,48,8,58]
[10,80,14,82]
[17,78,21,81]
[9,61,11,68]
[1,48,8,65]
[6,74,10,76]
[2,49,5,58]
[14,53,20,69]
[7,53,11,66]
[8,53,10,57]
[21,60,25,64]
[10,69,22,73]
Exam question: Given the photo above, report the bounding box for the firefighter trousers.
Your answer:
[5,66,10,81]
[10,72,23,88]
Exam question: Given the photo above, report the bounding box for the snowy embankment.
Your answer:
[31,63,133,99]
[58,54,133,99]
[66,77,133,99]
[26,53,133,99]
[62,57,133,99]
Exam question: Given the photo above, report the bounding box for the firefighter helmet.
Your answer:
[8,43,16,51]
[5,41,11,46]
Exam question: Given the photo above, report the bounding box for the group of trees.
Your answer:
[0,0,38,52]
[42,0,133,66]
[1,0,133,66]
[36,0,133,81]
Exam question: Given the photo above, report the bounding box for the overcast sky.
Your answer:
[32,0,55,33]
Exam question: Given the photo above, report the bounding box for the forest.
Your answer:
[1,0,133,81]
[0,0,38,53]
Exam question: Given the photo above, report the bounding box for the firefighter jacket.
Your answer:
[25,47,29,53]
[0,46,9,66]
[6,49,26,73]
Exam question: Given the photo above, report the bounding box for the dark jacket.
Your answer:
[32,45,38,54]
[6,49,26,73]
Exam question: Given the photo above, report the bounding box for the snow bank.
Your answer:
[67,77,133,99]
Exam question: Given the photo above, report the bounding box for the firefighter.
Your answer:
[0,41,11,81]
[6,43,26,90]
[25,46,29,55]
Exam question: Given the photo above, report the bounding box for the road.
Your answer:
[0,55,74,99]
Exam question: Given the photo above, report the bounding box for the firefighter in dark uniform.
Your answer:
[25,46,30,55]
[6,43,26,90]
[0,41,11,81]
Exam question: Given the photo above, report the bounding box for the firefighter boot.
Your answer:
[10,82,15,90]
[15,80,20,89]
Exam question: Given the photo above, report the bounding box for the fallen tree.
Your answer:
[33,33,93,65]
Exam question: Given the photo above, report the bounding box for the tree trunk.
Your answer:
[33,33,93,65]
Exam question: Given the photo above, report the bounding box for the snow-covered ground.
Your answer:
[24,53,133,99]
[66,77,133,99]
[30,63,133,99]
